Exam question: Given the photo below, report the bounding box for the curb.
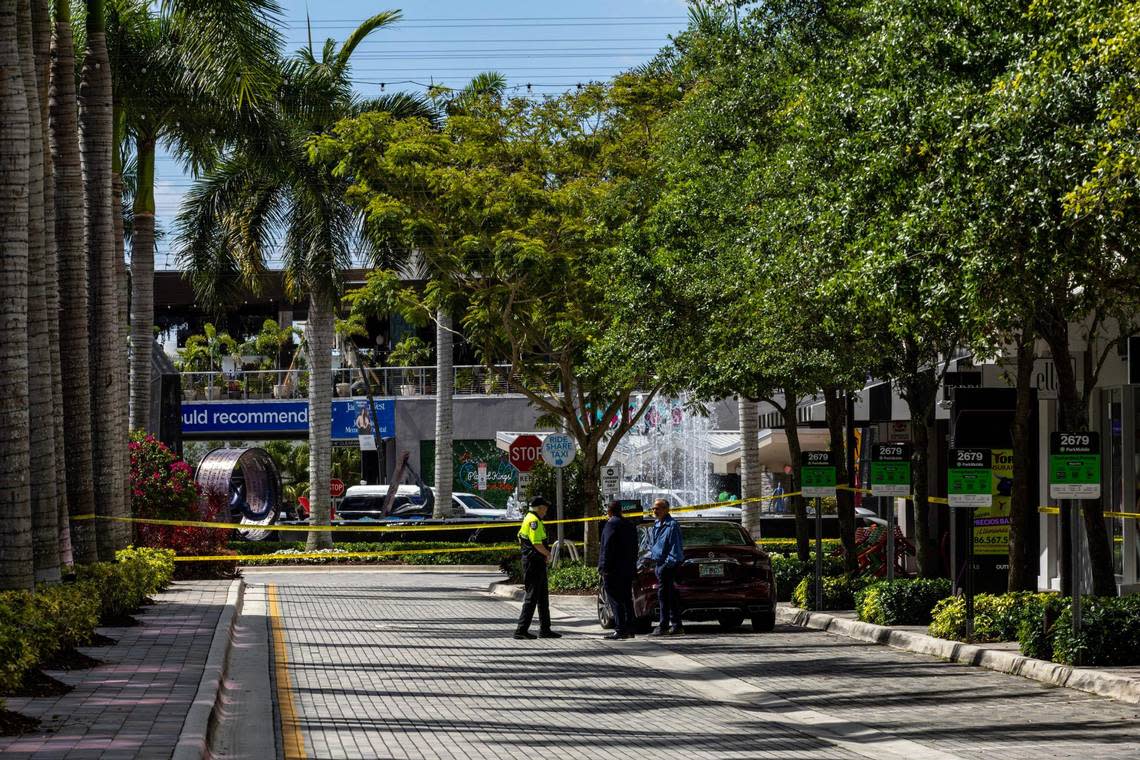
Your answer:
[777,605,1140,705]
[488,581,525,602]
[240,564,502,573]
[173,578,246,760]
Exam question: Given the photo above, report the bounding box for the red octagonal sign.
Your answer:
[509,434,543,473]
[329,479,346,499]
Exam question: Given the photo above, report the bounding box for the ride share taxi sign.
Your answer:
[1049,432,1101,500]
[800,451,837,498]
[948,448,992,508]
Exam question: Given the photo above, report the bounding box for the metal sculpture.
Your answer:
[195,447,282,541]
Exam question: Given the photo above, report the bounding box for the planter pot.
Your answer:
[399,384,417,396]
[273,384,290,399]
[182,389,198,401]
[336,382,352,397]
[204,387,222,401]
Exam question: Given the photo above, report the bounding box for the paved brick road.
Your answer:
[254,570,1140,760]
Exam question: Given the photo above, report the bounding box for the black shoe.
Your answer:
[513,631,536,640]
[649,627,668,637]
[603,631,623,640]
[538,630,562,639]
[668,626,685,635]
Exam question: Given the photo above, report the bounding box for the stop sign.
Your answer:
[329,479,346,498]
[509,434,543,473]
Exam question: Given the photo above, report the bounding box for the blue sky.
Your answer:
[152,0,691,268]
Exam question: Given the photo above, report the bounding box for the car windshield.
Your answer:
[680,523,750,546]
[455,494,504,512]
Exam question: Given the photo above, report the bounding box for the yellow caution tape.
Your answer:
[1038,505,1140,520]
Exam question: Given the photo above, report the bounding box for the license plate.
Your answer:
[699,563,725,578]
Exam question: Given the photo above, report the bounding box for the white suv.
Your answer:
[338,485,508,520]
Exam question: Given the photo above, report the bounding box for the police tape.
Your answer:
[1038,505,1140,520]
[67,492,797,534]
[176,542,538,563]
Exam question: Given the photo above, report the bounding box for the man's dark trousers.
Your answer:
[515,555,551,633]
[603,573,634,633]
[656,564,682,629]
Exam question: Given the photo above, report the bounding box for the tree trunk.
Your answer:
[0,0,34,590]
[305,292,334,550]
[128,133,155,432]
[1040,311,1117,596]
[900,370,940,577]
[780,388,809,561]
[18,0,59,584]
[80,0,121,560]
[50,0,96,564]
[112,114,130,548]
[33,0,69,567]
[432,309,454,518]
[1008,332,1037,591]
[738,396,762,534]
[823,386,858,575]
[580,441,601,565]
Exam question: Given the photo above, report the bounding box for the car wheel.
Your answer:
[597,596,615,630]
[718,613,745,631]
[751,611,776,632]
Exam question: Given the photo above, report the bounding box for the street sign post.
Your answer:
[1049,432,1102,646]
[948,448,992,641]
[541,433,577,562]
[509,434,543,474]
[477,463,488,492]
[601,463,623,497]
[329,478,345,499]
[800,451,836,611]
[871,443,911,581]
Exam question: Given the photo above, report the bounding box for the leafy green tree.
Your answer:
[177,10,436,549]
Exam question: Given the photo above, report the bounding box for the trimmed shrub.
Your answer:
[0,593,40,695]
[758,539,841,556]
[548,562,600,592]
[1050,596,1140,666]
[771,553,844,602]
[855,578,952,626]
[242,541,517,567]
[792,574,868,611]
[1016,593,1068,661]
[928,592,1052,642]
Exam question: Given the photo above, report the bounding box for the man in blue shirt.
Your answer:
[648,498,685,635]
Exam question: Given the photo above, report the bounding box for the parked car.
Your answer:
[597,518,776,633]
[336,485,508,521]
[616,481,742,519]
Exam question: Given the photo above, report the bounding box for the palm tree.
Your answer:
[80,0,124,560]
[34,0,71,568]
[110,0,281,432]
[177,11,436,549]
[17,0,60,583]
[50,0,97,564]
[0,0,33,590]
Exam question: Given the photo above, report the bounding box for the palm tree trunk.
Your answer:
[129,132,155,432]
[306,292,334,550]
[80,0,121,560]
[50,0,96,564]
[738,396,762,534]
[0,0,34,590]
[112,109,130,547]
[433,309,454,518]
[33,0,69,567]
[18,0,59,583]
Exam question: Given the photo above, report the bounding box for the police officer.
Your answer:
[513,496,562,640]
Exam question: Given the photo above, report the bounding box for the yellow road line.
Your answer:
[268,584,306,760]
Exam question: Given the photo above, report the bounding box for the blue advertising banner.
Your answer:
[182,399,395,439]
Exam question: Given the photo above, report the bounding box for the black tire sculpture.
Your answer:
[195,447,282,541]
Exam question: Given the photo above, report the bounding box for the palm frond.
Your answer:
[354,92,440,126]
[333,10,401,72]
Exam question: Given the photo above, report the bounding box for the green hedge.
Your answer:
[792,574,868,611]
[548,562,600,592]
[1051,596,1140,666]
[771,553,845,602]
[759,539,841,556]
[237,541,517,566]
[0,547,174,701]
[928,592,1056,643]
[855,578,951,626]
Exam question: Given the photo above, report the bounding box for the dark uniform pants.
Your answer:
[656,564,682,629]
[515,554,551,633]
[603,573,634,634]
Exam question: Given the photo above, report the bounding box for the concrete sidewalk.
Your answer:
[0,579,240,760]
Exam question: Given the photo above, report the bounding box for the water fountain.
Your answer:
[609,393,715,508]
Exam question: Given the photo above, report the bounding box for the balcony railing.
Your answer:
[177,364,544,400]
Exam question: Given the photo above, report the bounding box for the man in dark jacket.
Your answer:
[598,500,639,639]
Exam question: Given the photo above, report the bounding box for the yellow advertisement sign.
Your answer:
[974,448,1012,556]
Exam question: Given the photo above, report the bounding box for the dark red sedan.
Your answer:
[597,518,777,633]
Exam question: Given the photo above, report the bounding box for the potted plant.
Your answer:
[388,336,431,396]
[184,322,238,401]
[243,319,302,399]
[227,379,244,399]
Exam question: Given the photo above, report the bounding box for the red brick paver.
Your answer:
[0,580,232,760]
